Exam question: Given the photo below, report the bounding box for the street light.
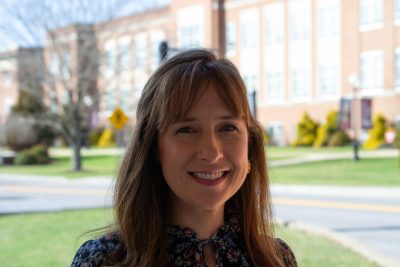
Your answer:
[348,74,360,161]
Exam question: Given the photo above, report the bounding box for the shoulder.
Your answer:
[275,238,298,267]
[71,232,125,267]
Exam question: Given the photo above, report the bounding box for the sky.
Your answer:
[0,0,171,51]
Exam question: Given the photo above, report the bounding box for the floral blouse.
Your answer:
[71,214,297,267]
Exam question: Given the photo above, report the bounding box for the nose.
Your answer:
[197,132,223,163]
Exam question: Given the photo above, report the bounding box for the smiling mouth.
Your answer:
[190,171,227,180]
[188,171,229,186]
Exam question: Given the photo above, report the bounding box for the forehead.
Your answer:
[180,86,236,119]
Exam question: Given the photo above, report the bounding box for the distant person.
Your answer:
[71,49,297,267]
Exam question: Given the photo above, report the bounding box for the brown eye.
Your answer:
[177,127,196,134]
[220,124,238,132]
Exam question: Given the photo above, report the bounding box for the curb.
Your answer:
[277,219,400,267]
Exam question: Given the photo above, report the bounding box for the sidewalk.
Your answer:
[269,148,398,167]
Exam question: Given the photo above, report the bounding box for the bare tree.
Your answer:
[0,0,136,171]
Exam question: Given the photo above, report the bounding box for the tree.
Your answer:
[0,0,149,171]
[294,112,319,146]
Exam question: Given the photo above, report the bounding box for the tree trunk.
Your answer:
[71,141,82,171]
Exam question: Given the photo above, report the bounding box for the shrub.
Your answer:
[14,144,50,165]
[314,111,351,147]
[5,113,39,151]
[263,129,271,145]
[294,112,319,146]
[88,127,105,147]
[328,131,352,146]
[363,114,387,150]
[97,128,116,147]
[394,128,400,149]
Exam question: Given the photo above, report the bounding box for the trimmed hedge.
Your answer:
[14,145,50,165]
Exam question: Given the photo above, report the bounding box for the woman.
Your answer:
[71,49,297,267]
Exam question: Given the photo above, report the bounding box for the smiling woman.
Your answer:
[71,49,297,267]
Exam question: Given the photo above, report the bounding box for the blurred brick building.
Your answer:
[1,0,399,144]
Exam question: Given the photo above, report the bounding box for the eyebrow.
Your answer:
[175,115,241,123]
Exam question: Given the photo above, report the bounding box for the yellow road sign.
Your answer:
[109,107,128,130]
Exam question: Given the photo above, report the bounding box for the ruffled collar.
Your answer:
[166,213,250,267]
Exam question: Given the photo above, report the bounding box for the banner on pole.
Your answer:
[361,98,372,129]
[339,98,351,130]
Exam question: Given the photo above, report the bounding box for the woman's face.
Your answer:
[157,86,249,213]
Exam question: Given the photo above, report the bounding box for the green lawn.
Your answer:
[0,155,121,178]
[270,157,400,186]
[0,209,378,267]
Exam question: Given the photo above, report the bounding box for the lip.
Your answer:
[188,171,229,186]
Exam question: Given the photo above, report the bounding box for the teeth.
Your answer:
[191,172,225,180]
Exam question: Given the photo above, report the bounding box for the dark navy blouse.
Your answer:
[71,214,297,267]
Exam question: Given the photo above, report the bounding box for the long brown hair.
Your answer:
[113,49,285,266]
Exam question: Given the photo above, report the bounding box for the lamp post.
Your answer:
[348,74,360,161]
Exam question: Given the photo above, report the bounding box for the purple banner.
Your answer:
[339,98,352,130]
[361,98,372,129]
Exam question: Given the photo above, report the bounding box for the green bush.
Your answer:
[14,145,50,165]
[88,127,105,147]
[363,114,387,150]
[328,131,352,146]
[314,111,351,147]
[394,128,400,149]
[294,112,319,146]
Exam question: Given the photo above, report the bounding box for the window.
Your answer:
[395,49,400,91]
[264,4,285,103]
[289,0,311,42]
[360,50,383,91]
[359,0,383,31]
[50,53,59,76]
[104,40,117,79]
[264,3,284,46]
[265,71,284,101]
[318,0,340,37]
[226,22,236,56]
[395,0,400,24]
[290,68,310,99]
[177,5,204,48]
[61,52,71,80]
[319,64,339,97]
[104,86,116,112]
[289,41,311,100]
[120,72,132,112]
[119,36,132,72]
[240,8,259,49]
[135,33,147,69]
[267,123,285,146]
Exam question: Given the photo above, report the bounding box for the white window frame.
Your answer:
[134,33,148,70]
[177,5,204,48]
[118,36,132,73]
[359,0,383,32]
[360,50,384,94]
[266,122,286,146]
[395,48,400,92]
[317,0,340,38]
[264,3,284,46]
[239,8,260,50]
[288,0,311,42]
[395,0,400,25]
[226,21,236,57]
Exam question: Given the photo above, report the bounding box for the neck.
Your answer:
[169,197,225,240]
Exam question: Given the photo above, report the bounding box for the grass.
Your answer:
[276,227,379,267]
[0,208,379,267]
[270,157,400,186]
[0,155,121,178]
[1,147,398,184]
